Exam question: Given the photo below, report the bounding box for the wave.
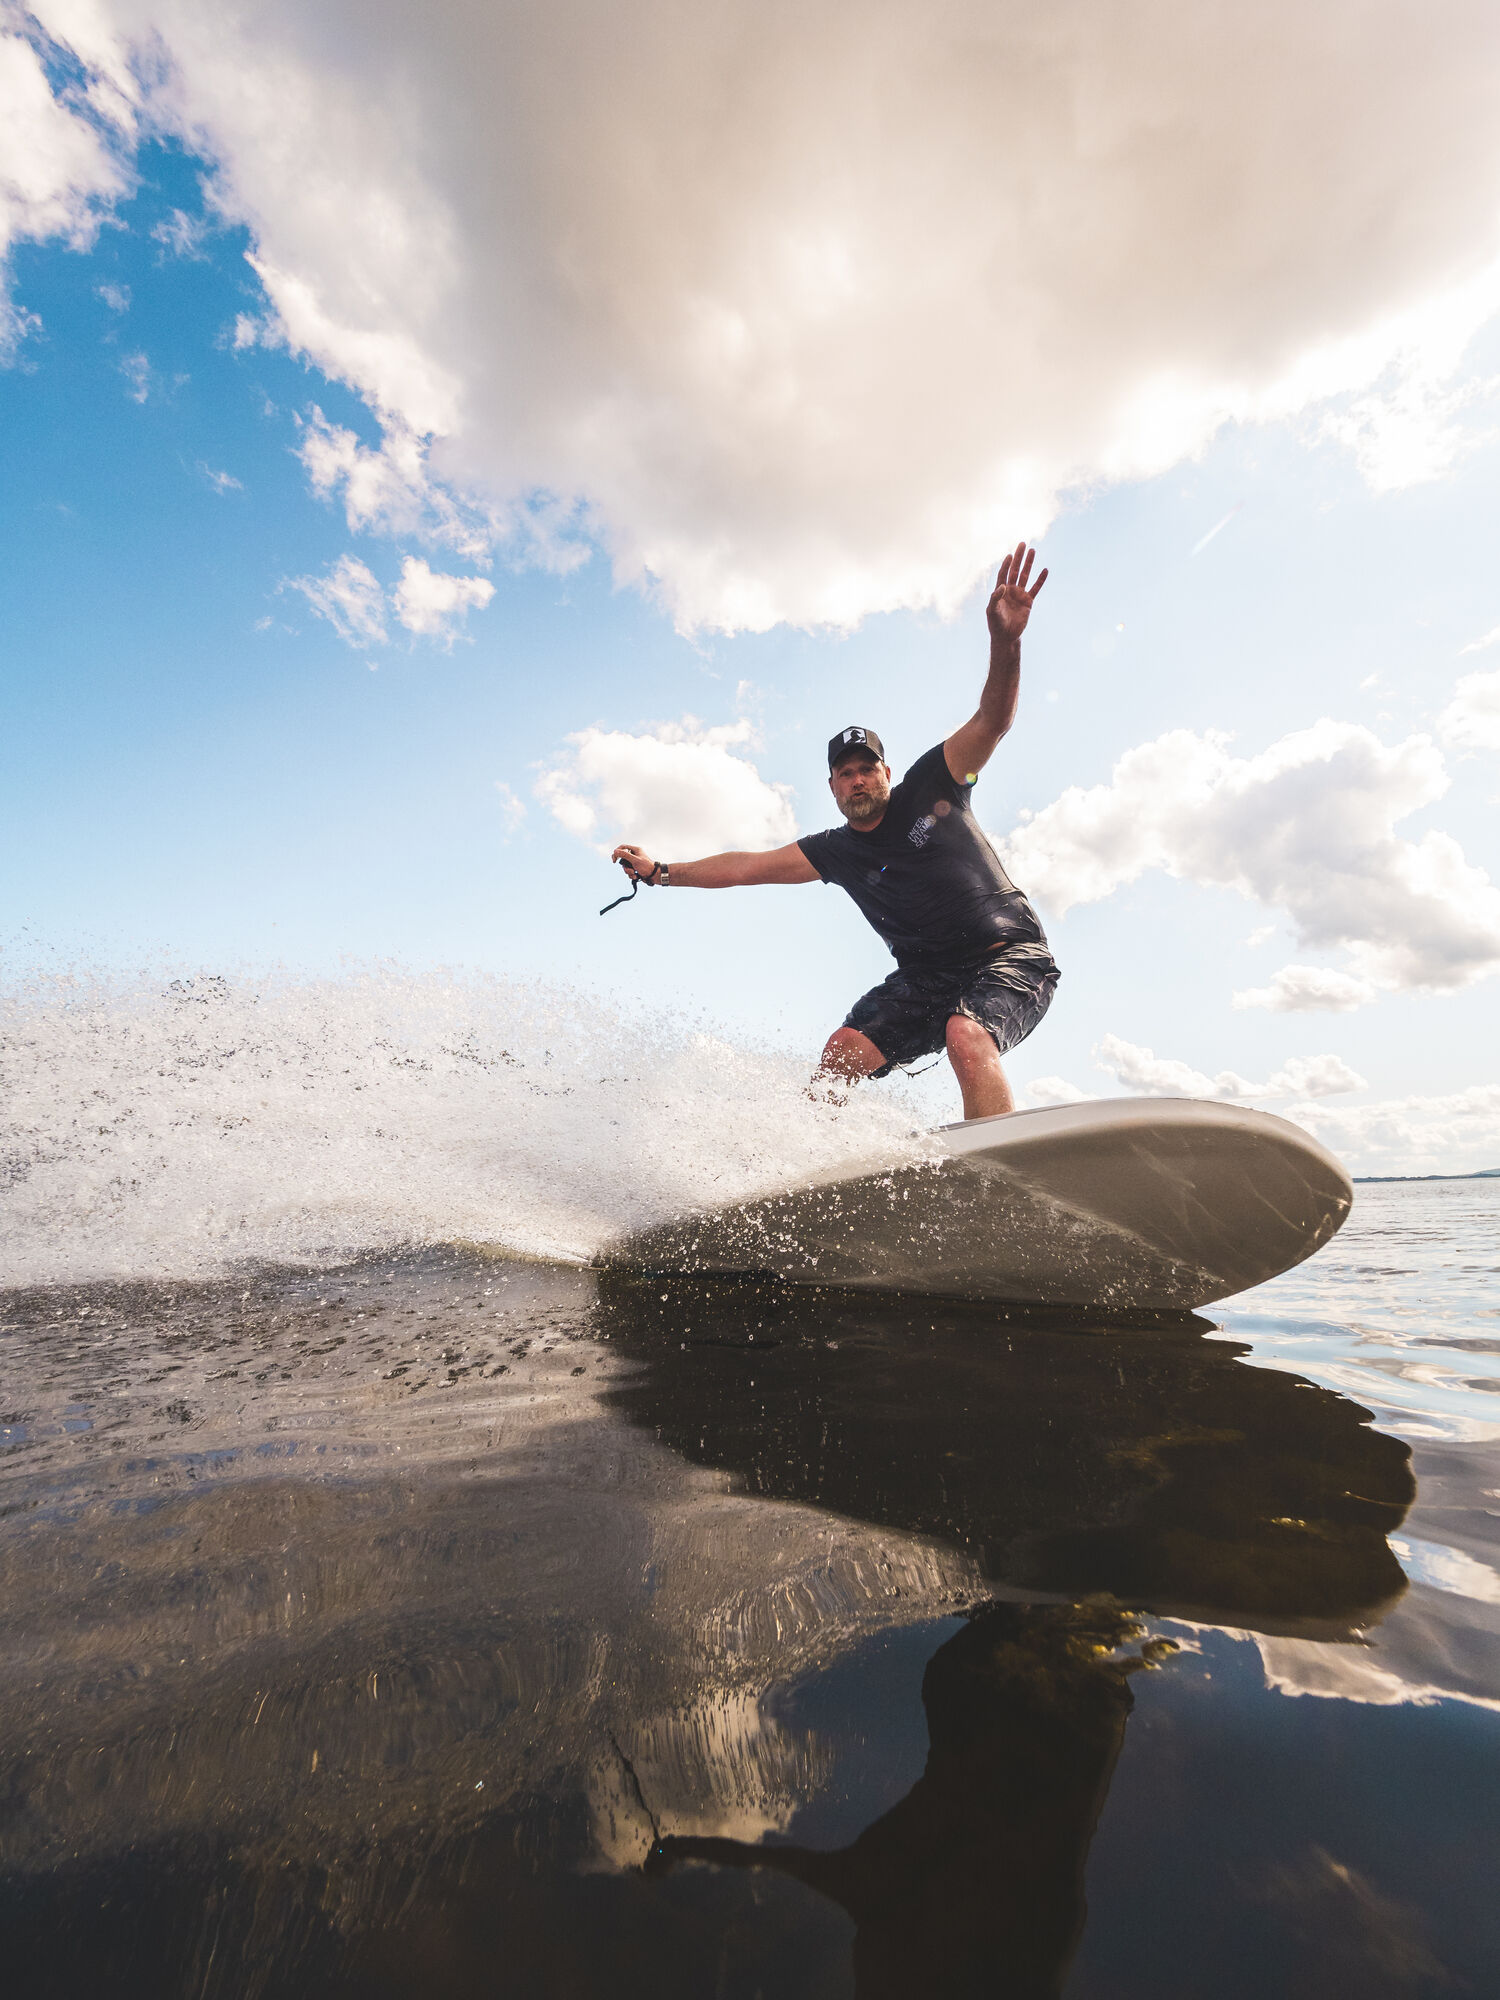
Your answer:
[0,964,930,1288]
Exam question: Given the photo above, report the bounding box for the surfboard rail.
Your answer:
[595,1097,1353,1311]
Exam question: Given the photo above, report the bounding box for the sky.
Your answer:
[4,1,1500,1173]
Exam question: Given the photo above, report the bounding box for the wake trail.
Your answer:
[1,964,931,1287]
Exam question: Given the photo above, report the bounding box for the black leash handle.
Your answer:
[601,858,663,915]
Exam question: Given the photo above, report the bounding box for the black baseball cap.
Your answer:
[827,725,886,770]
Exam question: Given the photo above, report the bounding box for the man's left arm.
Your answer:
[944,541,1048,786]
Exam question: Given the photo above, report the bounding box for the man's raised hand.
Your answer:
[986,542,1048,644]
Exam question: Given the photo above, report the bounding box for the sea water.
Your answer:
[2,969,1497,1997]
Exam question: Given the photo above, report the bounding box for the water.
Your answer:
[2,974,1499,1995]
[0,966,931,1285]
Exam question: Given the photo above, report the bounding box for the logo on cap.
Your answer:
[828,724,885,769]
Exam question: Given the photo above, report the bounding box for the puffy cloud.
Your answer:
[1317,331,1500,491]
[288,553,387,650]
[0,22,130,351]
[392,555,493,642]
[293,408,483,558]
[288,408,587,576]
[1292,1083,1500,1177]
[1232,965,1377,1014]
[18,1,1500,630]
[1092,1036,1261,1101]
[537,717,796,860]
[1264,1053,1371,1100]
[1023,1053,1500,1173]
[1438,669,1500,752]
[1001,721,1500,1009]
[1093,1034,1365,1101]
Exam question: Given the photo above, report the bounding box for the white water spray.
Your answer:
[1,965,930,1287]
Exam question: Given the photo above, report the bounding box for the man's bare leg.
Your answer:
[945,1015,1014,1120]
[817,1025,887,1093]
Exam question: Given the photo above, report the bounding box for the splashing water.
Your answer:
[1,965,931,1286]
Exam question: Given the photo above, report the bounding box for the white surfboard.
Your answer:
[598,1098,1353,1310]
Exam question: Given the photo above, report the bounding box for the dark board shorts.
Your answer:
[844,945,1059,1076]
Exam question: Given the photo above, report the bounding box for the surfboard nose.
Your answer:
[937,1097,1353,1306]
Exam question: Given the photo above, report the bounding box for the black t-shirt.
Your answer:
[798,743,1049,970]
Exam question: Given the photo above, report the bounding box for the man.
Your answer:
[610,543,1058,1121]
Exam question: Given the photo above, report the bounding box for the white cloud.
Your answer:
[1023,1076,1095,1108]
[1020,1055,1500,1173]
[1319,344,1499,492]
[1264,1053,1370,1100]
[118,348,149,401]
[1094,1035,1260,1101]
[1438,669,1500,752]
[1002,721,1500,1010]
[288,553,387,650]
[149,205,208,258]
[1291,1083,1500,1177]
[1093,1034,1365,1102]
[1232,965,1378,1014]
[199,463,241,494]
[536,717,796,860]
[1021,1065,1500,1173]
[292,407,474,553]
[0,23,131,353]
[288,405,588,576]
[20,2,1500,629]
[1459,625,1500,656]
[392,556,493,643]
[283,550,495,649]
[96,279,129,311]
[494,782,526,839]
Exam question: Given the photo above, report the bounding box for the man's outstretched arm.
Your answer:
[944,541,1048,786]
[609,839,818,888]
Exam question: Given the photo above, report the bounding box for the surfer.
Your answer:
[611,542,1058,1119]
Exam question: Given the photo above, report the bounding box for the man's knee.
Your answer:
[945,1014,999,1068]
[821,1026,886,1079]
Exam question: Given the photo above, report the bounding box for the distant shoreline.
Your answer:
[1354,1169,1500,1184]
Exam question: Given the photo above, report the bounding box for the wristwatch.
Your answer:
[658,862,671,887]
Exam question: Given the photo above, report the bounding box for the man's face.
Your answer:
[829,751,891,826]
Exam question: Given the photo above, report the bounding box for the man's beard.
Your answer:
[841,785,888,825]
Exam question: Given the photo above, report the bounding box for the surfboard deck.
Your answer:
[595,1098,1353,1310]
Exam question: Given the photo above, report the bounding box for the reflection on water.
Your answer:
[1,1188,1498,1996]
[646,1600,1162,1999]
[597,1277,1411,1632]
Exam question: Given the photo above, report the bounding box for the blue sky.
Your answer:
[5,9,1500,1172]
